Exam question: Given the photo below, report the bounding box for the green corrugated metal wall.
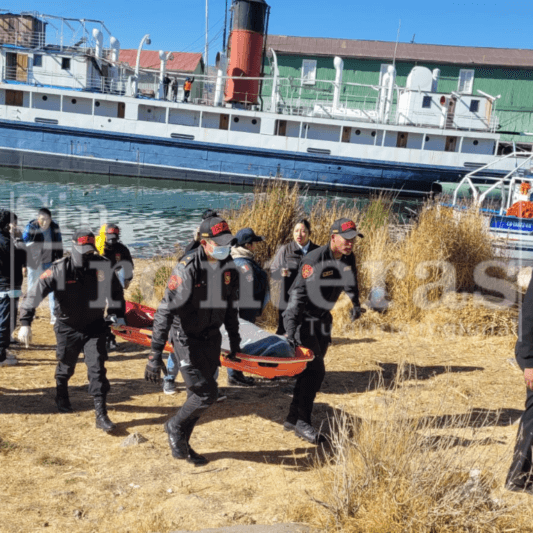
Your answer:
[262,55,533,141]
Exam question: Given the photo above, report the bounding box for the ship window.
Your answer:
[234,117,239,123]
[61,57,71,70]
[469,100,480,113]
[71,99,77,104]
[302,59,317,85]
[422,96,432,108]
[33,54,42,67]
[426,136,430,142]
[95,101,100,107]
[458,69,474,94]
[473,140,479,146]
[371,131,376,137]
[42,95,47,101]
[355,130,361,135]
[252,119,257,125]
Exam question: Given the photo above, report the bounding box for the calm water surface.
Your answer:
[0,167,416,257]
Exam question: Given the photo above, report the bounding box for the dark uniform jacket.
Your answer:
[22,219,63,269]
[151,246,241,354]
[283,243,360,339]
[19,255,122,331]
[232,248,269,324]
[270,240,319,309]
[102,242,134,283]
[517,275,533,370]
[0,231,26,291]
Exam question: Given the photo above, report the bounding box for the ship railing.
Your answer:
[451,152,533,212]
[0,30,46,48]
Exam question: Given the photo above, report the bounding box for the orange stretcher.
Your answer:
[111,301,314,379]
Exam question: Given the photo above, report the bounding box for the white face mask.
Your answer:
[210,245,231,261]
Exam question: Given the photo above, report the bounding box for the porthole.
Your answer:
[251,119,257,125]
[234,117,240,123]
[426,136,430,142]
[371,131,376,137]
[108,119,111,123]
[71,98,77,104]
[95,101,100,107]
[147,109,152,113]
[355,129,361,135]
[337,166,342,170]
[473,140,479,146]
[400,134,405,139]
[42,95,48,101]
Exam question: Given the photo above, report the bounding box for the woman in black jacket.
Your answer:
[270,219,319,335]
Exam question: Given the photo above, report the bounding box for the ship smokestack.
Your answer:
[225,0,270,105]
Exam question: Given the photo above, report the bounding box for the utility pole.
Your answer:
[205,0,209,71]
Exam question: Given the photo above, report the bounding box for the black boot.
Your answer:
[94,395,116,433]
[55,382,73,413]
[164,419,208,466]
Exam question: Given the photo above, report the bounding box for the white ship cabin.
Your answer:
[0,12,503,162]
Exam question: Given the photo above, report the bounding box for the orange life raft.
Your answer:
[111,301,314,379]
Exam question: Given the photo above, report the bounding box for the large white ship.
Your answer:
[0,4,523,195]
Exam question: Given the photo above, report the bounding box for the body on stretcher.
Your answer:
[111,301,314,379]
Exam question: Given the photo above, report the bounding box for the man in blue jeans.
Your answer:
[23,208,63,324]
[0,209,26,366]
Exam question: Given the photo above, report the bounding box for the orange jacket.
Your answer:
[184,81,192,91]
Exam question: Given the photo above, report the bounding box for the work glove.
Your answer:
[350,306,367,322]
[525,368,533,391]
[225,351,240,362]
[286,336,299,353]
[144,352,166,383]
[18,326,32,348]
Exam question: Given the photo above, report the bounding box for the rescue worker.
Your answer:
[283,218,365,444]
[507,273,533,493]
[0,209,26,366]
[145,215,241,465]
[18,228,122,433]
[227,227,269,386]
[183,77,194,103]
[163,208,219,394]
[96,223,133,350]
[270,219,319,335]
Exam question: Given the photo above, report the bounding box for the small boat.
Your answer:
[111,301,314,379]
[447,151,533,264]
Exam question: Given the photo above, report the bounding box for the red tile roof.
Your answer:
[119,50,203,72]
[266,35,533,69]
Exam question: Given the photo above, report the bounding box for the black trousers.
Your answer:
[287,314,331,425]
[507,386,533,487]
[54,320,110,397]
[0,295,18,358]
[168,331,221,440]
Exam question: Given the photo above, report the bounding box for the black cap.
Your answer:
[105,223,120,242]
[235,227,264,246]
[330,218,364,239]
[72,228,97,253]
[198,216,235,246]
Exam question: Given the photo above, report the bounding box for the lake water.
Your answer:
[0,167,416,257]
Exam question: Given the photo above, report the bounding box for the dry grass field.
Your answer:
[2,298,533,532]
[3,182,533,532]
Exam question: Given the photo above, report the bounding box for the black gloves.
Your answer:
[144,352,166,383]
[350,306,366,321]
[286,336,298,352]
[225,351,240,362]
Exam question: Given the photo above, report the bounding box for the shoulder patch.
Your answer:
[240,264,250,272]
[302,264,314,279]
[224,272,231,285]
[115,253,122,262]
[40,269,53,280]
[322,270,334,277]
[168,275,183,291]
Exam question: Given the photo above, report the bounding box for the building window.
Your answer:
[33,54,42,67]
[469,99,480,113]
[61,57,71,70]
[458,69,474,94]
[301,60,317,85]
[422,96,432,108]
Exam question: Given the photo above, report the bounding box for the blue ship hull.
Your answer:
[0,119,508,196]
